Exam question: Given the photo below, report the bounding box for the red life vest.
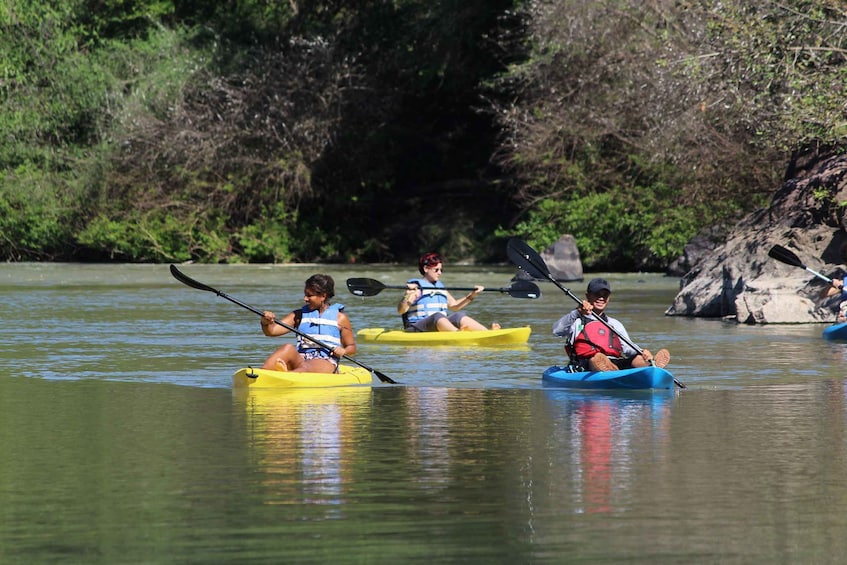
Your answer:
[572,320,623,358]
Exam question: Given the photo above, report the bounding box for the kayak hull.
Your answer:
[542,365,675,390]
[357,326,531,346]
[232,365,373,388]
[822,322,847,341]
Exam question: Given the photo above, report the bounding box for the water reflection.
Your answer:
[405,387,453,489]
[233,386,372,514]
[543,389,675,514]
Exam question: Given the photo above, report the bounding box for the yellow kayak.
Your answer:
[234,384,373,405]
[356,326,531,346]
[232,365,373,388]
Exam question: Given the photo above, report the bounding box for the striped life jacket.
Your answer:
[296,303,344,356]
[403,278,448,324]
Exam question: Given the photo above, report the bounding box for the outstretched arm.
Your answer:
[447,285,483,311]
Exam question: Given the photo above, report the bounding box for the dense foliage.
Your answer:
[493,0,847,269]
[1,0,845,267]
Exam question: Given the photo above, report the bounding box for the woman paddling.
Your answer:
[398,252,501,332]
[260,274,357,372]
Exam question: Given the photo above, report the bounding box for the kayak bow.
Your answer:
[823,322,847,341]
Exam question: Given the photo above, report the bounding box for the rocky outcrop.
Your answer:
[666,224,729,277]
[541,234,583,281]
[666,150,847,324]
[513,234,584,282]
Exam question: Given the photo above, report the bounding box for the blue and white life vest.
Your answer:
[404,278,448,324]
[297,303,344,355]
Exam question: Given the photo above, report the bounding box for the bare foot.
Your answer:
[653,349,671,369]
[491,322,501,330]
[274,359,288,372]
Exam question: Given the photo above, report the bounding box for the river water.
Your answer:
[3,262,847,562]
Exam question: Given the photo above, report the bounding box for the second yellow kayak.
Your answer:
[356,326,531,346]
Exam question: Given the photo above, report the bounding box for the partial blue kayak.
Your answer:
[822,322,847,341]
[542,365,675,390]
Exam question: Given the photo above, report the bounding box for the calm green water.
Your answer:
[3,263,847,562]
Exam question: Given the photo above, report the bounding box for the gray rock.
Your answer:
[666,224,730,277]
[666,152,847,324]
[541,234,584,282]
[511,234,584,282]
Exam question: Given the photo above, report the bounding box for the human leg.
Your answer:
[446,312,500,331]
[295,357,338,373]
[294,350,339,373]
[435,315,460,331]
[261,343,302,370]
[458,317,488,331]
[630,349,671,368]
[406,314,455,332]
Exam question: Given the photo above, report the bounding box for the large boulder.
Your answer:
[666,224,729,277]
[512,234,583,282]
[666,151,847,324]
[542,234,583,281]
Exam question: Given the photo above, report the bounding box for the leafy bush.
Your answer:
[491,0,845,268]
[0,167,81,259]
[498,191,706,270]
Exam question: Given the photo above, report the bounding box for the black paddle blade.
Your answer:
[767,245,805,269]
[506,238,552,280]
[346,277,386,297]
[372,370,397,384]
[170,264,217,293]
[507,279,542,299]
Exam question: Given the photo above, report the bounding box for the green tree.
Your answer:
[492,0,846,268]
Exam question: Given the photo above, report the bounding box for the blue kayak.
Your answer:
[822,322,847,341]
[542,365,675,390]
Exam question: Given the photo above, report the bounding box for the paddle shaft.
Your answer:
[346,277,540,299]
[388,283,509,292]
[805,267,833,284]
[169,265,397,384]
[506,238,685,388]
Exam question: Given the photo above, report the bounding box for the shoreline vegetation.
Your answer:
[2,1,845,270]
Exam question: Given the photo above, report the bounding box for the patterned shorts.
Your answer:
[302,349,339,368]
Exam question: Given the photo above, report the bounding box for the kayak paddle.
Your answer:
[346,277,542,299]
[169,265,398,384]
[767,244,833,283]
[505,238,686,389]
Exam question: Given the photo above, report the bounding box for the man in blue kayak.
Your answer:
[552,278,670,372]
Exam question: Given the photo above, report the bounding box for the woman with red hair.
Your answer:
[397,252,500,332]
